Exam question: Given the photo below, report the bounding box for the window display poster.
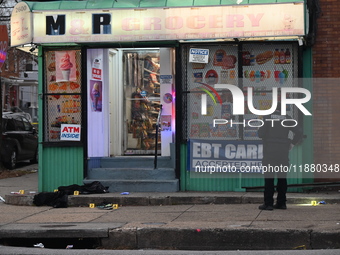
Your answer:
[161,115,171,131]
[55,51,77,82]
[90,80,102,112]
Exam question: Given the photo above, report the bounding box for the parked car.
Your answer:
[1,113,38,169]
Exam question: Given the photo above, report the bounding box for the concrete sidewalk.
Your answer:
[1,170,340,251]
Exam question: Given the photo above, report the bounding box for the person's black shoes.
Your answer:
[258,204,274,210]
[273,203,287,209]
[259,204,287,210]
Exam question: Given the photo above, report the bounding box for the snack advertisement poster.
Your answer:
[55,50,77,82]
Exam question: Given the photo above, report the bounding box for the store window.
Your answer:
[123,50,161,155]
[43,49,83,143]
[181,43,299,141]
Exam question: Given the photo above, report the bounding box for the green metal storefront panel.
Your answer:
[39,147,84,192]
[184,163,265,192]
[181,145,312,192]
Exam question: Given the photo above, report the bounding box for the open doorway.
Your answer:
[109,48,175,156]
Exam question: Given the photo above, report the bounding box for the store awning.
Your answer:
[22,0,303,10]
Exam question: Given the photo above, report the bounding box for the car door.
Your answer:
[20,116,38,159]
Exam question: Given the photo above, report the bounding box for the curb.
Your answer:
[4,193,340,207]
[1,224,340,250]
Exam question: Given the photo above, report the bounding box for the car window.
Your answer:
[22,117,32,131]
[14,119,25,131]
[6,119,16,131]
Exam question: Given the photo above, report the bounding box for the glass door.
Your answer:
[123,49,161,155]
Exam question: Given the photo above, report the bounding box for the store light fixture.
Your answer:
[179,36,303,43]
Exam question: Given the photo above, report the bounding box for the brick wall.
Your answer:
[312,0,340,179]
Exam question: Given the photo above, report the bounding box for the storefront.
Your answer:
[11,0,314,192]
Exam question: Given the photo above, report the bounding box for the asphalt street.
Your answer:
[1,246,340,255]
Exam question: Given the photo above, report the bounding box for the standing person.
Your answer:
[258,105,303,210]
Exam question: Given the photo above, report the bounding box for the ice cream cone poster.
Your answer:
[55,51,77,82]
[90,80,102,112]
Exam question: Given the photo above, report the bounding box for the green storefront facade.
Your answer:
[11,0,315,192]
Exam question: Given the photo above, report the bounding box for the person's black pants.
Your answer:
[262,142,289,206]
[264,173,287,206]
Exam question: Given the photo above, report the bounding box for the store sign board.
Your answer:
[22,3,304,44]
[10,2,33,47]
[60,124,81,141]
[0,25,8,69]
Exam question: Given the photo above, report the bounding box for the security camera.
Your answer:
[29,46,37,52]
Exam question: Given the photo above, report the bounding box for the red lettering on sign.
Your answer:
[247,13,264,27]
[122,18,140,31]
[187,16,205,29]
[62,126,80,133]
[226,15,244,28]
[144,17,161,30]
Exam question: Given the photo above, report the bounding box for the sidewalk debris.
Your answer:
[97,203,113,210]
[33,243,44,248]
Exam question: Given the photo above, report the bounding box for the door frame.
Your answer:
[108,49,123,156]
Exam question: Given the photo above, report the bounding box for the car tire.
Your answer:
[30,148,38,164]
[5,149,17,170]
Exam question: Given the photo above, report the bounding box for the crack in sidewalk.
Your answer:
[170,205,195,222]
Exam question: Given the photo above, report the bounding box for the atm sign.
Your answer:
[60,124,81,141]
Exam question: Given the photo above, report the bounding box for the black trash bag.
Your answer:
[82,181,109,194]
[57,181,109,195]
[33,191,68,208]
[58,184,84,195]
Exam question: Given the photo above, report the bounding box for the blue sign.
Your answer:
[140,90,147,97]
[190,49,209,55]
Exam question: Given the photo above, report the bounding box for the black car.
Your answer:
[1,113,38,169]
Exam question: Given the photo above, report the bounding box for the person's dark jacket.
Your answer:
[258,109,303,146]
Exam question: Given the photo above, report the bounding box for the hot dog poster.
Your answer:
[242,46,292,85]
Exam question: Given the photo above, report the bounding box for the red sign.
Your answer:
[0,25,9,69]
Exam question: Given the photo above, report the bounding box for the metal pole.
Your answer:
[154,104,162,169]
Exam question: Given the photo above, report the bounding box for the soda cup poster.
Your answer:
[90,80,102,112]
[55,50,77,82]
